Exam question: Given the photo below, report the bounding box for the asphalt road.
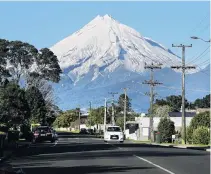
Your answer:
[7,132,210,174]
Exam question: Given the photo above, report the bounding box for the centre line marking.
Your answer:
[134,155,175,174]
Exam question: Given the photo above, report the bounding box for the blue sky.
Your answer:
[0,1,210,68]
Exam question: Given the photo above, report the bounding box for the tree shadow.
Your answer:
[15,165,155,174]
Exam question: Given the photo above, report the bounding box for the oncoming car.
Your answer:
[104,126,124,143]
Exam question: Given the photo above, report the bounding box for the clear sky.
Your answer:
[0,1,210,67]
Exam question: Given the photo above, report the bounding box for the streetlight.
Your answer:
[190,36,210,43]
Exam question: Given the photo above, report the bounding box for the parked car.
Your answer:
[104,126,124,143]
[79,128,88,134]
[32,126,56,143]
[87,129,94,135]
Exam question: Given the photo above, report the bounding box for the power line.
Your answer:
[187,45,210,65]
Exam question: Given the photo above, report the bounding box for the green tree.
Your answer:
[158,117,175,143]
[6,41,38,84]
[115,112,136,130]
[0,82,30,126]
[192,126,210,145]
[0,39,10,83]
[155,99,168,106]
[25,86,47,124]
[166,95,188,112]
[1,39,62,85]
[88,107,104,126]
[53,110,78,128]
[35,48,62,83]
[154,105,173,117]
[186,111,210,144]
[116,93,132,113]
[194,94,210,108]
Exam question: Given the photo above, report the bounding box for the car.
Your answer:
[32,126,56,143]
[80,128,88,134]
[87,128,94,135]
[104,126,124,143]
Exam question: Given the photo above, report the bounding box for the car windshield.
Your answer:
[37,127,50,131]
[107,127,121,132]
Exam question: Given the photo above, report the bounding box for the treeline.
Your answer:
[0,39,62,130]
[53,94,139,130]
[88,94,139,130]
[151,94,210,117]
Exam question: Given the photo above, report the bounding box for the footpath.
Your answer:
[130,140,210,152]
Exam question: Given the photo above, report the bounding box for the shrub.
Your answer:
[192,126,210,145]
[158,117,175,143]
[187,111,210,143]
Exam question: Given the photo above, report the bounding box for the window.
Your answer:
[107,127,121,132]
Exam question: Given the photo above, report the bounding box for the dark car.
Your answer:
[32,126,56,143]
[87,129,94,135]
[79,128,88,134]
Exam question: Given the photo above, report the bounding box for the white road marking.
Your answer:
[134,155,175,174]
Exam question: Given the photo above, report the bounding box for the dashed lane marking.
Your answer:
[134,155,175,174]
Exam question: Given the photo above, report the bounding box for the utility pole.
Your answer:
[89,101,92,128]
[78,106,81,131]
[143,62,162,142]
[108,92,118,125]
[104,98,107,133]
[171,44,195,144]
[123,88,129,134]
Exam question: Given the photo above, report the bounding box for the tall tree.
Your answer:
[166,95,188,112]
[117,94,132,113]
[0,82,30,125]
[53,110,78,128]
[35,48,62,83]
[25,86,47,124]
[6,41,38,84]
[0,39,10,83]
[0,39,62,85]
[87,107,104,126]
[194,94,210,108]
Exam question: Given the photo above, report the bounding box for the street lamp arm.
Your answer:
[190,36,210,43]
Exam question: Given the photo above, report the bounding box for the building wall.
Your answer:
[128,116,194,141]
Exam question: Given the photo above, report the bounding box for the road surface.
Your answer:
[7,132,210,174]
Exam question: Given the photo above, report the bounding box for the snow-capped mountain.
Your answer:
[50,15,209,111]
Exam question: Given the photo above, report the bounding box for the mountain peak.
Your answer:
[51,15,182,82]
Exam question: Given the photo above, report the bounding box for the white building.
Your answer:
[125,112,196,141]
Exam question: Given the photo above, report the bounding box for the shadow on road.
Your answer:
[57,132,97,138]
[14,165,154,174]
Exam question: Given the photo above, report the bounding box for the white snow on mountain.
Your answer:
[50,14,185,84]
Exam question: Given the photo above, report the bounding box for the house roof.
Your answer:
[168,112,196,117]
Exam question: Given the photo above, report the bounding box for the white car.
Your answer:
[104,126,124,143]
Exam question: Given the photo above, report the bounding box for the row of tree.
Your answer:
[52,94,138,130]
[151,94,210,117]
[0,39,62,129]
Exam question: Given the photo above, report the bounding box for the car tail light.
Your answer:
[34,131,39,136]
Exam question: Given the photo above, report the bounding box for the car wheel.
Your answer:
[119,141,124,143]
[104,140,107,143]
[51,139,55,143]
